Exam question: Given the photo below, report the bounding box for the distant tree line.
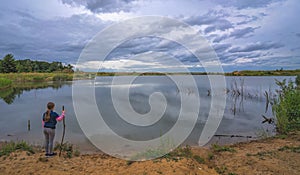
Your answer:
[0,54,74,73]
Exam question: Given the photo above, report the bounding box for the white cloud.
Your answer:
[234,58,253,64]
[95,11,136,22]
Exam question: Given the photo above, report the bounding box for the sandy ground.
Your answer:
[0,132,299,175]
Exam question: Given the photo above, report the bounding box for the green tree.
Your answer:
[0,54,17,73]
[63,64,74,73]
[1,54,75,73]
[48,62,59,72]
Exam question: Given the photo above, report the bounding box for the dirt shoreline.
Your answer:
[0,132,299,175]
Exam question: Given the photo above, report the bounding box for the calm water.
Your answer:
[0,76,295,152]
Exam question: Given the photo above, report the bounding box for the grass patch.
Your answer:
[0,78,12,89]
[207,152,214,160]
[275,134,288,139]
[130,143,207,165]
[52,74,73,81]
[278,145,300,153]
[193,155,205,164]
[0,72,94,83]
[130,138,175,160]
[163,145,193,160]
[162,145,207,164]
[54,142,80,158]
[214,165,228,174]
[0,141,35,157]
[246,151,275,160]
[211,144,236,153]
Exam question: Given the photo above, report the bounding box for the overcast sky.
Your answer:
[0,0,299,72]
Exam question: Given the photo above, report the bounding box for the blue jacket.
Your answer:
[43,111,59,129]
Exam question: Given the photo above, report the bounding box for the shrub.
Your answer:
[0,141,35,157]
[272,79,300,133]
[54,142,80,158]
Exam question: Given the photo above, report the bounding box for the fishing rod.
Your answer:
[59,105,66,157]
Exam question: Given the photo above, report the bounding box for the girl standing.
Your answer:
[42,102,65,156]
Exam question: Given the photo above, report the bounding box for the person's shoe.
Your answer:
[48,152,57,156]
[45,153,50,156]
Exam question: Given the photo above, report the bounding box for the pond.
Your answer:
[0,76,295,153]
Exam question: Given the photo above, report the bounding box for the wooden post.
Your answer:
[28,120,30,131]
[59,106,66,157]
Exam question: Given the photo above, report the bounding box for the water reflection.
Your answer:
[0,82,71,104]
[0,76,294,152]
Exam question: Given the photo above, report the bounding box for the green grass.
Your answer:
[54,142,80,158]
[246,150,276,161]
[207,152,214,160]
[0,141,35,157]
[211,144,236,153]
[278,145,300,153]
[0,78,12,89]
[0,72,95,82]
[130,137,175,160]
[193,155,205,164]
[0,141,81,159]
[163,145,193,160]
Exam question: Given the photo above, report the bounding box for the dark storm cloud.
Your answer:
[61,0,137,13]
[0,10,106,62]
[228,42,284,53]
